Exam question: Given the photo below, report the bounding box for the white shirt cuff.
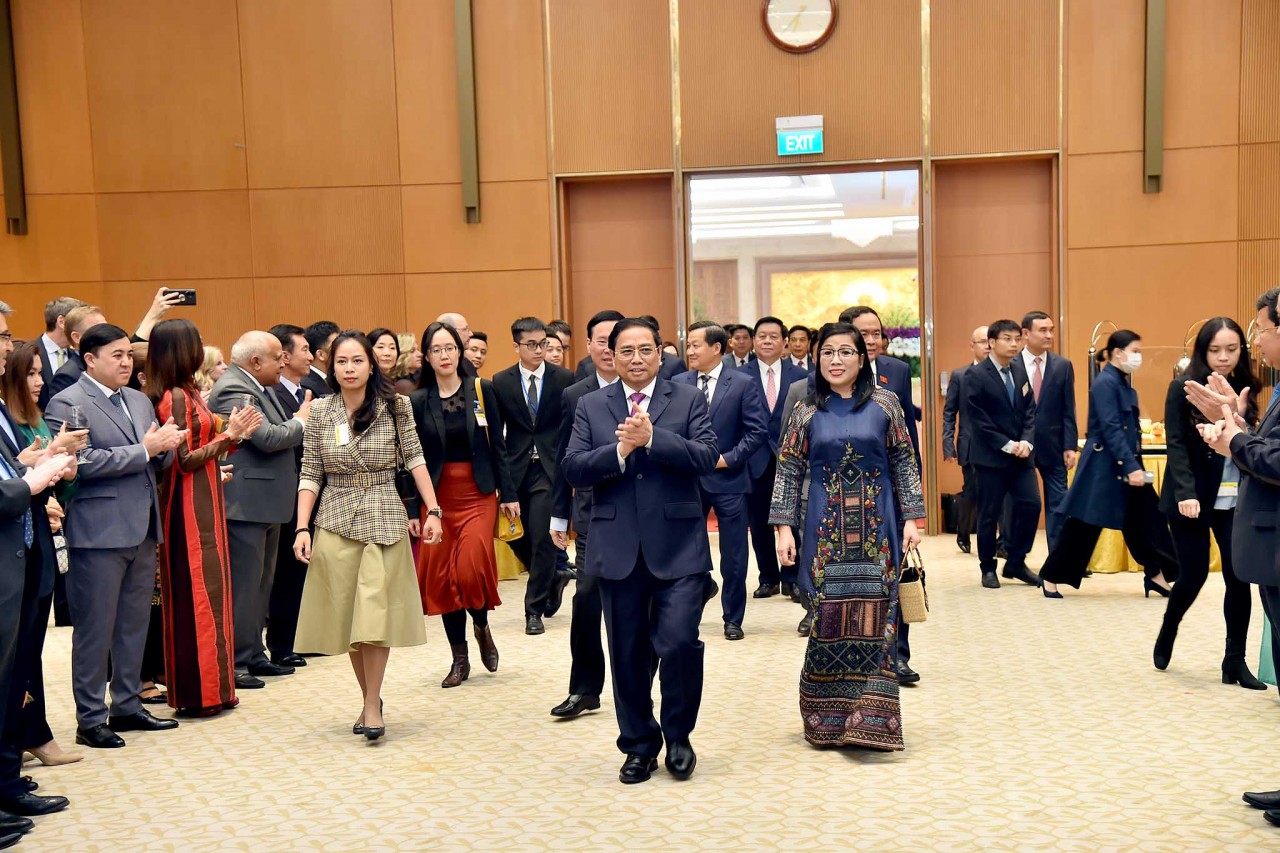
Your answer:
[617,446,627,472]
[1001,441,1015,454]
[550,517,568,532]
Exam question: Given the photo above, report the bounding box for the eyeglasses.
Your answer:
[1258,324,1279,339]
[819,348,860,361]
[519,340,548,351]
[428,345,459,357]
[615,345,658,360]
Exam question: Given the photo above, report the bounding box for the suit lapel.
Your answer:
[83,378,137,442]
[709,370,730,419]
[605,382,630,426]
[646,379,673,425]
[507,366,535,430]
[427,388,447,445]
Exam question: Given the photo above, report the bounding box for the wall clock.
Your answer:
[762,0,838,54]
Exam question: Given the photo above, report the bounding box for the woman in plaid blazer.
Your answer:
[292,331,444,742]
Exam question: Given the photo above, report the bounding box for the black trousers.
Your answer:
[973,463,1040,573]
[140,601,164,684]
[1040,484,1178,588]
[266,509,308,659]
[0,549,43,797]
[1165,510,1252,657]
[567,530,605,696]
[13,593,53,750]
[509,465,555,617]
[747,454,793,585]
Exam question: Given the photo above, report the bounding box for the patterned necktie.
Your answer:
[526,374,539,418]
[110,391,137,440]
[1002,368,1016,406]
[766,366,777,410]
[0,455,33,548]
[629,391,645,416]
[699,374,711,403]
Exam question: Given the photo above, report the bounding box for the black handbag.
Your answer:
[390,401,420,514]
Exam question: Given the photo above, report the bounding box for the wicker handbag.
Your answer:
[898,547,929,624]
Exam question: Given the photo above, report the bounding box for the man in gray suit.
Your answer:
[45,323,186,748]
[209,331,311,689]
[1188,286,1280,825]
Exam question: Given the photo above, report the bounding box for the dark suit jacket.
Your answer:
[491,363,574,486]
[1059,363,1142,529]
[673,367,767,494]
[1026,350,1078,468]
[1160,376,1227,518]
[563,378,718,580]
[301,368,330,399]
[37,337,61,410]
[741,359,809,479]
[1229,396,1280,586]
[46,351,84,400]
[874,354,921,466]
[271,382,306,469]
[410,379,515,500]
[962,357,1038,471]
[942,363,973,465]
[551,375,609,532]
[0,405,56,594]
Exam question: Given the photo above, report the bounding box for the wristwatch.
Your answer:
[426,507,443,519]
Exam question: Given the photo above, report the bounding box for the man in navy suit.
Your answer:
[963,319,1042,589]
[675,321,767,640]
[1019,312,1078,550]
[563,318,718,785]
[741,317,808,599]
[942,327,991,553]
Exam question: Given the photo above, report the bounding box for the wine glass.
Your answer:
[235,393,257,414]
[64,405,91,462]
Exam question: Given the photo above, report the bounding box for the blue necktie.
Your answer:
[0,455,33,549]
[1267,390,1280,419]
[1002,368,1016,406]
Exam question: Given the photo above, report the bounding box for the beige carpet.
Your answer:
[23,534,1280,851]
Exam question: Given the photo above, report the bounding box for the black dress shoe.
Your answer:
[248,660,294,677]
[235,673,265,689]
[996,544,1009,559]
[0,831,21,849]
[779,583,796,598]
[107,709,179,733]
[550,694,601,718]
[544,571,574,617]
[895,661,921,685]
[1244,789,1280,810]
[619,754,658,784]
[664,741,697,780]
[956,536,971,554]
[797,613,813,636]
[981,572,1001,589]
[723,623,744,641]
[18,778,35,794]
[273,653,307,668]
[1266,809,1280,828]
[1001,564,1041,586]
[75,724,125,749]
[525,614,545,635]
[753,583,780,599]
[0,814,31,835]
[702,577,719,606]
[0,792,69,816]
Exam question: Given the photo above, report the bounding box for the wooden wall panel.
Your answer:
[102,279,254,354]
[250,188,404,277]
[393,0,459,186]
[95,191,252,281]
[549,0,671,173]
[0,195,100,283]
[402,181,550,273]
[1066,0,1143,155]
[679,0,797,169]
[253,275,406,333]
[1241,0,1280,144]
[931,0,1059,156]
[796,0,920,162]
[11,0,95,194]
[1239,240,1280,322]
[82,0,246,192]
[1240,143,1280,241]
[0,282,104,340]
[1163,0,1241,151]
[1066,147,1238,248]
[405,270,555,375]
[239,0,400,188]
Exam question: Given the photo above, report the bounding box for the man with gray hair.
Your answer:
[437,312,477,377]
[38,296,86,409]
[209,332,311,689]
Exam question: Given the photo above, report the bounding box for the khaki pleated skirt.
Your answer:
[295,528,427,655]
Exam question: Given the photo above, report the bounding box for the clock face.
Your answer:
[763,0,837,53]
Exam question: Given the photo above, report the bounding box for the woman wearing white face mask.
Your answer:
[1040,330,1179,597]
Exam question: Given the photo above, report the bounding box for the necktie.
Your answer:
[1031,357,1043,402]
[296,387,306,405]
[1002,368,1016,406]
[629,391,645,415]
[110,391,139,440]
[526,374,539,418]
[766,366,777,410]
[56,348,66,369]
[699,374,711,403]
[0,455,33,548]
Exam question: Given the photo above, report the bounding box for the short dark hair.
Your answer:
[1021,311,1051,331]
[270,323,306,353]
[304,320,340,355]
[367,327,400,359]
[1258,287,1280,326]
[987,319,1021,341]
[546,320,572,339]
[44,296,86,332]
[608,318,660,351]
[469,330,488,344]
[839,305,879,325]
[787,324,811,339]
[753,316,786,336]
[724,323,747,337]
[586,310,625,340]
[639,315,660,331]
[688,320,727,354]
[511,317,547,342]
[80,323,131,357]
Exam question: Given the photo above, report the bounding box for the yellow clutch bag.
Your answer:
[475,378,524,543]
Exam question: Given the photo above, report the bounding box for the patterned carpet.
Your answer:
[22,534,1280,851]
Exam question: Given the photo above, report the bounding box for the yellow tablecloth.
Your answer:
[1068,453,1220,574]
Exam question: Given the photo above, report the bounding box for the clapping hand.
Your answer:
[226,406,263,442]
[615,409,653,457]
[1198,403,1244,457]
[142,417,188,457]
[21,452,72,494]
[1186,373,1249,422]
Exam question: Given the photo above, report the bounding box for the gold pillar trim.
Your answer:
[541,0,563,318]
[671,0,688,346]
[453,0,480,223]
[1143,0,1166,193]
[918,0,939,534]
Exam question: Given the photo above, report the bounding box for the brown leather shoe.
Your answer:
[441,643,470,688]
[473,623,499,672]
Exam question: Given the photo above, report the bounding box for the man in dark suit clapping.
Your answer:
[675,322,768,640]
[1019,312,1078,550]
[563,318,718,785]
[963,319,1042,589]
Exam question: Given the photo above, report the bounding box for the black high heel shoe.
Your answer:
[1153,620,1177,671]
[1223,658,1268,690]
[1039,580,1063,599]
[1143,576,1171,598]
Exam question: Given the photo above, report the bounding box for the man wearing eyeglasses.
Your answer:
[563,318,718,784]
[492,318,575,635]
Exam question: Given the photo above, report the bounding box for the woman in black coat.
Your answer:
[1154,318,1264,687]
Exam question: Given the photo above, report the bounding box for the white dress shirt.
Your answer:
[40,333,66,373]
[790,355,811,371]
[616,377,657,471]
[1021,347,1047,380]
[696,361,724,405]
[278,375,301,401]
[518,361,547,407]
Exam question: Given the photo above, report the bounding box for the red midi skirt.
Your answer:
[418,462,502,615]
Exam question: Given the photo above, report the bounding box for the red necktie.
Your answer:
[1032,357,1043,402]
